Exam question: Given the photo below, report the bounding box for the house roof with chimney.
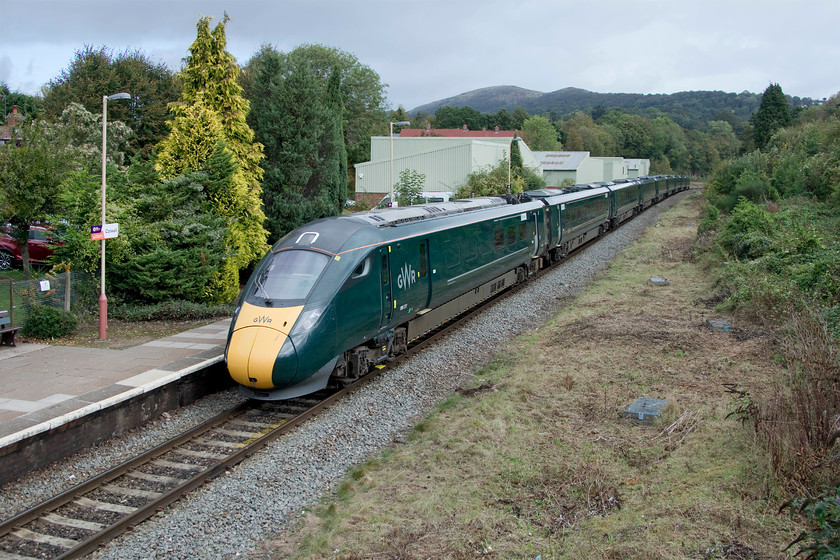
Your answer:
[0,105,25,145]
[398,123,517,138]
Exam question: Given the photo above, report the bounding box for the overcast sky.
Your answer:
[2,0,838,112]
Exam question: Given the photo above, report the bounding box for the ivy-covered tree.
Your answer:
[155,15,268,303]
[752,83,792,150]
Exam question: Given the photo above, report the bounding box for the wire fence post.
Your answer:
[65,270,71,312]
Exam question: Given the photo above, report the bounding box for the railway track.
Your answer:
[0,388,356,559]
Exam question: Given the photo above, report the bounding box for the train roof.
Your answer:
[350,197,508,227]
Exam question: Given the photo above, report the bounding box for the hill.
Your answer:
[411,85,818,129]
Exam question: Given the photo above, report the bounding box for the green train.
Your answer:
[225,175,689,399]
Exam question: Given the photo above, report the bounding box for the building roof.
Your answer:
[399,124,517,138]
[533,151,590,171]
[0,105,25,143]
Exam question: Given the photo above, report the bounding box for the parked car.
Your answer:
[0,225,64,270]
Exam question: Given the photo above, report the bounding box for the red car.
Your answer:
[0,225,64,270]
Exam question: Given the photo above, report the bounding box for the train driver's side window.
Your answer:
[351,256,371,279]
[340,255,372,292]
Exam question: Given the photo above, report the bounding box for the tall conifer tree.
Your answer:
[155,15,268,303]
[322,68,348,213]
[752,83,792,150]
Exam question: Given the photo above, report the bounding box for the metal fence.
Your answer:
[1,271,91,328]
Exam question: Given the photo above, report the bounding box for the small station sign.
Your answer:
[91,223,120,240]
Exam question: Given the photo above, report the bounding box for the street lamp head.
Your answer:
[107,92,131,101]
[392,121,411,127]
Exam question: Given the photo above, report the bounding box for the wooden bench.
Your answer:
[0,310,21,347]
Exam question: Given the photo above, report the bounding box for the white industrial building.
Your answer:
[353,129,649,204]
[353,133,541,206]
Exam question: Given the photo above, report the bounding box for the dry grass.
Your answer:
[19,318,220,350]
[257,193,803,559]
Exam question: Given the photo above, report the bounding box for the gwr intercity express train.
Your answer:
[225,175,689,399]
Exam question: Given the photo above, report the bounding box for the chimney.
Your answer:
[462,124,467,132]
[494,126,499,134]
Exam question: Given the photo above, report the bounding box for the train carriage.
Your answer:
[640,177,658,209]
[606,179,641,227]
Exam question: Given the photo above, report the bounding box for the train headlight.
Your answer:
[296,306,324,332]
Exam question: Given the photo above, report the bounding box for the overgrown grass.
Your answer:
[256,192,803,559]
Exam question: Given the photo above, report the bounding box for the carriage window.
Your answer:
[419,244,427,278]
[495,229,504,249]
[519,221,527,241]
[507,226,515,245]
[381,254,389,284]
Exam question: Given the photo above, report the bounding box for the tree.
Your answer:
[55,156,229,304]
[706,120,741,160]
[0,120,75,273]
[155,15,268,303]
[246,46,337,241]
[511,107,529,130]
[281,44,388,168]
[390,106,410,124]
[322,67,349,213]
[510,139,524,178]
[42,46,179,155]
[394,169,425,206]
[433,106,485,130]
[752,83,792,150]
[521,116,558,150]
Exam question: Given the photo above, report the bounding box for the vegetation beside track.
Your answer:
[258,192,806,559]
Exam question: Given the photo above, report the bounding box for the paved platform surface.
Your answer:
[0,319,230,446]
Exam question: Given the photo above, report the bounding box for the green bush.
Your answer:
[22,305,78,339]
[782,486,840,559]
[718,198,773,260]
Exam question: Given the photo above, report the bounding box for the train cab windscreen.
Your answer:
[249,250,329,304]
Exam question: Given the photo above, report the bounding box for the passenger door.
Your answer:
[391,239,431,324]
[379,247,393,328]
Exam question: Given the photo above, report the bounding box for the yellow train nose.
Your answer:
[226,303,303,389]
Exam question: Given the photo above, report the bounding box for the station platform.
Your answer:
[0,319,232,480]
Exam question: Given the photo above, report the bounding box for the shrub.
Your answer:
[22,305,78,339]
[782,485,840,559]
[717,198,773,260]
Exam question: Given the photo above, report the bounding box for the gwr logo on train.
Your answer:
[397,262,416,290]
[253,316,272,324]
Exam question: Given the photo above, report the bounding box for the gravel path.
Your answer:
[1,193,688,559]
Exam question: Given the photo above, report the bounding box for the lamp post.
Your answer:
[99,92,130,340]
[389,120,410,207]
